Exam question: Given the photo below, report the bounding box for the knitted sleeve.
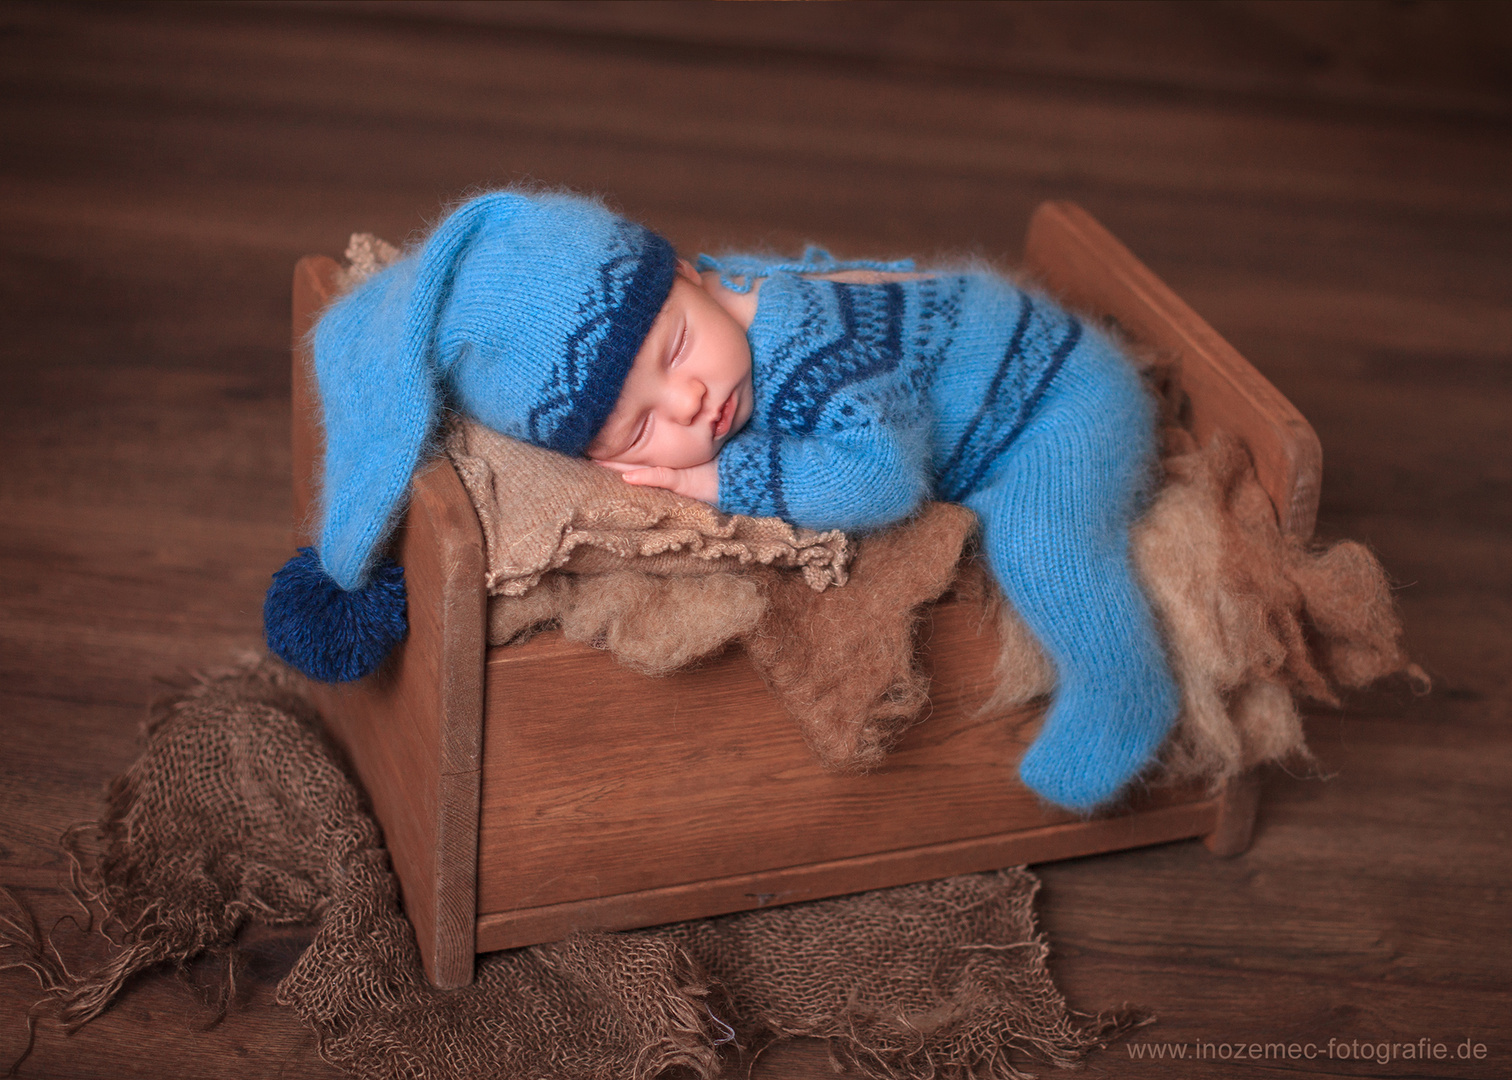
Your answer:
[714,273,934,532]
[716,418,931,532]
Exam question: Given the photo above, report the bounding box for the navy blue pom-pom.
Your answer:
[264,547,407,682]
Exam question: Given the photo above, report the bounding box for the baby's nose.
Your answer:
[669,378,706,423]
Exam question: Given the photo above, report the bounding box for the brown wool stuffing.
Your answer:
[740,502,979,770]
[1,659,1142,1080]
[460,420,1419,786]
[491,571,767,677]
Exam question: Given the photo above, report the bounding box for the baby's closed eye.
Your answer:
[628,413,651,450]
[667,322,688,367]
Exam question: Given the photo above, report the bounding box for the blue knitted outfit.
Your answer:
[268,187,1177,812]
[707,262,1180,811]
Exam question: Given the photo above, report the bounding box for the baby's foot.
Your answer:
[1017,670,1180,813]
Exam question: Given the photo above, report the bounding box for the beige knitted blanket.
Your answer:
[447,420,849,595]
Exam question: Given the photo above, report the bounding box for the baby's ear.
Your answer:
[675,258,702,285]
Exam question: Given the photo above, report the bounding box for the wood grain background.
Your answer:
[1,2,1508,1076]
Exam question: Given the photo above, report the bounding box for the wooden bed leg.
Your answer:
[1203,770,1262,857]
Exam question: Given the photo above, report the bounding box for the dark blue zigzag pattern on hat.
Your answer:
[529,224,676,456]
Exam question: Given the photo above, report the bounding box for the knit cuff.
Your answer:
[716,431,783,520]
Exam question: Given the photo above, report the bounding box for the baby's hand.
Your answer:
[598,459,720,504]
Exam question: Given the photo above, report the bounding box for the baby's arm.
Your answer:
[717,422,931,533]
[602,423,928,533]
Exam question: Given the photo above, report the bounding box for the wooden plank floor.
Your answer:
[2,3,1508,1076]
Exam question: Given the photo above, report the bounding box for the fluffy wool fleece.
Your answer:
[481,427,1419,786]
[486,502,971,771]
[998,427,1423,784]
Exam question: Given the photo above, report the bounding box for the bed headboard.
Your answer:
[1023,201,1321,539]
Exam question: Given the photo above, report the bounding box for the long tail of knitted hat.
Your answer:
[265,190,677,682]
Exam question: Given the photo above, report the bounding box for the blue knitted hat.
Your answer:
[266,190,677,681]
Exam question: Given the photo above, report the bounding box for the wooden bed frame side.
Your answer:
[288,202,1315,988]
[291,257,487,988]
[1024,202,1322,540]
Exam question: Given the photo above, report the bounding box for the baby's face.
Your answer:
[587,261,754,470]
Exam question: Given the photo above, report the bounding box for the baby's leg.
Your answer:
[964,340,1178,811]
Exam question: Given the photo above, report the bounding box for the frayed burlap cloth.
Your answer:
[2,659,1143,1079]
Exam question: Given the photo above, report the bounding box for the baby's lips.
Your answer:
[712,393,736,438]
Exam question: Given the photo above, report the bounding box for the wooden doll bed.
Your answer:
[288,201,1321,988]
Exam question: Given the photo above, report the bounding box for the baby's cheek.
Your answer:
[669,429,719,470]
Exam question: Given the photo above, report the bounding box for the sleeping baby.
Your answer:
[266,189,1179,812]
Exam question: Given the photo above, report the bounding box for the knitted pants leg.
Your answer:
[964,343,1179,811]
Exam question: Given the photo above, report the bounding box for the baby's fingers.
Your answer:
[618,466,679,490]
